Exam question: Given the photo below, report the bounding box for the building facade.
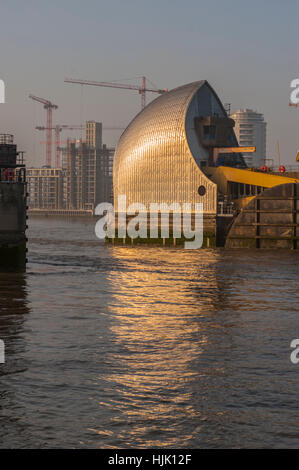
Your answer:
[230,109,267,168]
[28,122,114,213]
[85,121,102,149]
[63,140,98,211]
[62,122,114,210]
[98,144,114,204]
[0,134,27,269]
[62,140,114,210]
[27,168,63,209]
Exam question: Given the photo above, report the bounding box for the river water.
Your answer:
[0,216,299,448]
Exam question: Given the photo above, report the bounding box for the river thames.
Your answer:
[0,216,299,448]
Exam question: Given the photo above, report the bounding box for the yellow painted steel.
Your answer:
[234,196,255,209]
[217,146,256,154]
[209,166,299,191]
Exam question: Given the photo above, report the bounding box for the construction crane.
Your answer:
[64,76,168,110]
[36,125,83,167]
[36,124,125,167]
[29,95,58,167]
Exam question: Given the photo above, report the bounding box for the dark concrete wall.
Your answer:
[0,182,27,270]
[226,183,299,249]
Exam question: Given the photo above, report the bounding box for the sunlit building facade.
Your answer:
[113,81,239,215]
[86,121,102,150]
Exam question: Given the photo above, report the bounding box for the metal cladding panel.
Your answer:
[113,81,217,213]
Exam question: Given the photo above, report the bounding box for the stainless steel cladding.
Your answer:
[113,81,230,214]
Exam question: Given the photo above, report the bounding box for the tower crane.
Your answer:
[29,95,58,167]
[36,125,83,167]
[64,76,167,110]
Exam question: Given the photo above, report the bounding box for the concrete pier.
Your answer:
[0,182,27,270]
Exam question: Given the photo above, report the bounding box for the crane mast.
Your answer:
[36,125,83,167]
[29,94,58,167]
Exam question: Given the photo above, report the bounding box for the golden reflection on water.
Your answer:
[94,247,224,448]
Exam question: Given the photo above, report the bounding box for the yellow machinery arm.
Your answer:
[205,166,299,209]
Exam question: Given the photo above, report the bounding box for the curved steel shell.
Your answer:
[113,81,228,213]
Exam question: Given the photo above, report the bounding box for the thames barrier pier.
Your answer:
[111,80,299,248]
[0,135,27,270]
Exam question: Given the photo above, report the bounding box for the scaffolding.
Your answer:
[28,122,115,214]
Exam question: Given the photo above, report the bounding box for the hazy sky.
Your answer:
[0,0,298,166]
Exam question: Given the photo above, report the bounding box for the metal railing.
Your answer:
[251,165,299,173]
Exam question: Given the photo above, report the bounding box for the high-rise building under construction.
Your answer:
[63,139,100,211]
[28,121,114,213]
[62,121,113,211]
[85,121,102,149]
